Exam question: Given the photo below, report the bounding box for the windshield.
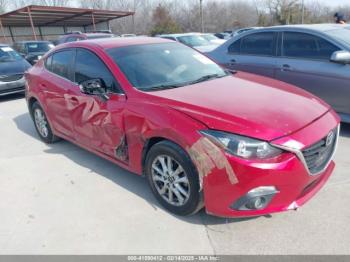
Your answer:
[177,35,211,47]
[0,46,22,62]
[26,42,54,53]
[326,28,350,48]
[107,43,228,91]
[202,34,218,41]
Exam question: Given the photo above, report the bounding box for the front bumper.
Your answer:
[0,77,25,96]
[203,110,339,217]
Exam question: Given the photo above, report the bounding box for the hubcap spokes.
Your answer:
[34,108,48,138]
[151,155,190,206]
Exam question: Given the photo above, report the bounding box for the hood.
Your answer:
[194,45,218,53]
[147,72,330,141]
[0,59,31,75]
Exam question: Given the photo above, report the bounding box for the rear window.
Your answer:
[26,42,53,53]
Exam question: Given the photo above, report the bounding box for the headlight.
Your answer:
[200,130,282,159]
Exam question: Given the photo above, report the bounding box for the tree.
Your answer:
[0,0,9,13]
[150,4,181,36]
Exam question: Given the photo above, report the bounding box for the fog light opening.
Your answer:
[231,186,279,211]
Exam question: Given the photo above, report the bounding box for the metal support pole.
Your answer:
[0,18,8,43]
[8,26,15,43]
[38,27,44,40]
[27,6,37,41]
[132,0,136,34]
[200,0,204,33]
[91,12,96,32]
[301,0,305,24]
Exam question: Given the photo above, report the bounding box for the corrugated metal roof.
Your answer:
[0,5,134,27]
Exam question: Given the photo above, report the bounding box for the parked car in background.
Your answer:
[207,24,350,123]
[12,41,55,65]
[121,34,137,37]
[214,32,231,40]
[200,33,226,45]
[25,37,339,218]
[0,44,31,96]
[231,27,262,37]
[56,32,114,45]
[158,33,218,52]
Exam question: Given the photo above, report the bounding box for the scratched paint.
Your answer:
[187,137,238,188]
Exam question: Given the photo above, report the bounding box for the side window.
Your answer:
[228,39,241,53]
[240,32,275,56]
[283,32,340,60]
[74,49,122,93]
[45,55,53,71]
[51,50,74,81]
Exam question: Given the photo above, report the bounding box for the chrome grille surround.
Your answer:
[272,124,340,176]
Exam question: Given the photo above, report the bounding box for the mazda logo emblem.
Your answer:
[326,131,335,147]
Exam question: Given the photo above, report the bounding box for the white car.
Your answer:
[158,33,218,52]
[200,33,226,45]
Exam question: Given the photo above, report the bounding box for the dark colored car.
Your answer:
[56,32,114,45]
[208,24,350,123]
[13,41,55,65]
[25,37,339,218]
[0,44,31,96]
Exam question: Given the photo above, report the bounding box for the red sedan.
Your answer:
[25,37,339,217]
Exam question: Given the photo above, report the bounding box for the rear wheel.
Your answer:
[31,101,60,144]
[145,140,203,216]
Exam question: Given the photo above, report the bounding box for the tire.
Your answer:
[31,101,60,144]
[145,140,203,216]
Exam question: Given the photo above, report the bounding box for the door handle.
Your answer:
[69,97,79,104]
[228,59,237,67]
[281,64,292,71]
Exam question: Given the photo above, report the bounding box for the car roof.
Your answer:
[264,23,350,32]
[61,36,173,50]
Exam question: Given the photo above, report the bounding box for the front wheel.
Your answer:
[145,140,203,216]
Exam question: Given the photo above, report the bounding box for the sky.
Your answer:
[307,0,350,7]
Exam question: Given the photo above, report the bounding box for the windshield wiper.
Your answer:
[187,73,226,85]
[138,83,185,92]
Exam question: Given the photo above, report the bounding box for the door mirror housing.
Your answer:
[79,78,109,100]
[79,78,106,95]
[330,50,350,64]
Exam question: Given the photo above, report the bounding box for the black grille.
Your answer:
[302,127,338,174]
[0,74,23,82]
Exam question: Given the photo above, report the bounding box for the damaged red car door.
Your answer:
[70,48,127,161]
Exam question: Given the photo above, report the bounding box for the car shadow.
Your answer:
[340,122,350,138]
[0,93,24,102]
[13,112,260,226]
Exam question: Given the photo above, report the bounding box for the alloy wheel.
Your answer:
[34,108,49,138]
[151,155,191,206]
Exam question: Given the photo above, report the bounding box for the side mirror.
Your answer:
[79,78,110,101]
[330,50,350,64]
[79,78,106,95]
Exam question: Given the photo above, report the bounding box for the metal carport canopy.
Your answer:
[0,5,134,41]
